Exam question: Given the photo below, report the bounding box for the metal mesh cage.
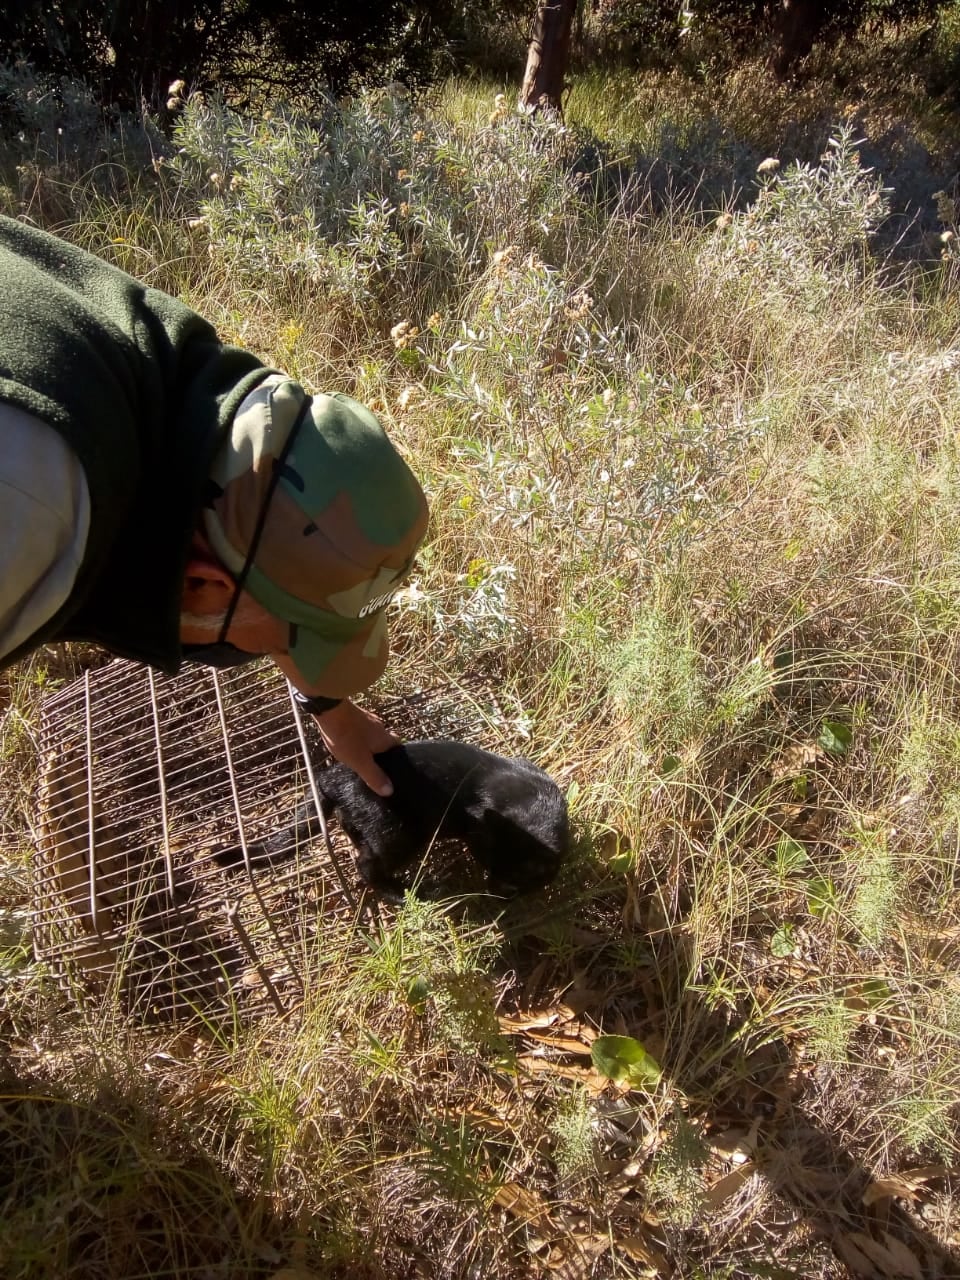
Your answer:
[33,658,514,1020]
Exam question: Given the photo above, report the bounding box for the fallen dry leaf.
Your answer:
[563,988,612,1015]
[771,741,825,780]
[493,1181,553,1229]
[863,1177,920,1207]
[702,1160,757,1211]
[706,1115,763,1163]
[862,1165,952,1207]
[835,1233,883,1277]
[521,1201,670,1279]
[462,1107,514,1133]
[519,1056,611,1093]
[543,1233,610,1279]
[499,1011,561,1033]
[614,1230,671,1274]
[524,1031,594,1056]
[878,1233,927,1280]
[845,1231,923,1279]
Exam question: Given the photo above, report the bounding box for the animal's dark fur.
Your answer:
[214,739,569,899]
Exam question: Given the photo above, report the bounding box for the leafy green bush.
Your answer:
[169,88,585,327]
[0,61,165,220]
[706,123,892,296]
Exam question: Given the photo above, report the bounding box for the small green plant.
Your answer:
[769,922,797,958]
[419,1114,491,1209]
[605,601,708,748]
[891,1093,956,1159]
[807,874,839,920]
[647,1114,709,1229]
[773,836,809,882]
[361,894,506,1056]
[819,719,853,757]
[850,828,899,946]
[712,654,773,728]
[591,1035,663,1089]
[550,1086,597,1192]
[809,997,856,1065]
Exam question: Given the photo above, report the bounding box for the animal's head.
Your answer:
[475,787,570,895]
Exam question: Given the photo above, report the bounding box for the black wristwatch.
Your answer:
[293,690,343,716]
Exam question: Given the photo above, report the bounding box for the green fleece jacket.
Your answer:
[0,216,275,671]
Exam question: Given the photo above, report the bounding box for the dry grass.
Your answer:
[3,34,960,1280]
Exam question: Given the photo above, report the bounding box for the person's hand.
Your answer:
[313,699,399,796]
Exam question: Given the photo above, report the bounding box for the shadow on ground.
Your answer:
[498,863,960,1279]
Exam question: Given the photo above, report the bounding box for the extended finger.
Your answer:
[354,756,394,797]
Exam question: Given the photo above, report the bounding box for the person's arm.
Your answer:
[293,690,398,796]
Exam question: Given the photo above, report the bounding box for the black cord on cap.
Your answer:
[217,392,314,645]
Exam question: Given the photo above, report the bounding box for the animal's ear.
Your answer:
[472,804,518,838]
[471,808,528,868]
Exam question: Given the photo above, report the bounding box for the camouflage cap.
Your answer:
[203,378,428,697]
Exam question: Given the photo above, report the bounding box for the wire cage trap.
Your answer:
[32,658,515,1020]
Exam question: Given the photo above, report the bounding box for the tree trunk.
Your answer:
[519,0,576,116]
[769,0,828,81]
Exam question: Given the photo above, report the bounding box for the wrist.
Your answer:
[293,690,344,716]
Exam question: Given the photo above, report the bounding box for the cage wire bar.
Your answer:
[33,657,512,1021]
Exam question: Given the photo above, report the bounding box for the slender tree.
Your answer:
[519,0,577,115]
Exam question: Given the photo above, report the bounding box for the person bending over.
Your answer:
[0,215,429,796]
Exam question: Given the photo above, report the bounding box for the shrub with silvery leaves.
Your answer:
[170,88,584,319]
[706,123,892,294]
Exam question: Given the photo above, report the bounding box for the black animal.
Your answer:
[214,740,569,899]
